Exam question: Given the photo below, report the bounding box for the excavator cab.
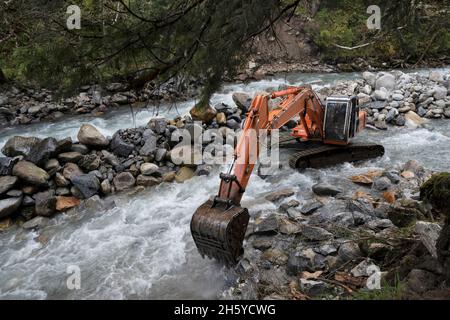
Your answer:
[323,96,362,145]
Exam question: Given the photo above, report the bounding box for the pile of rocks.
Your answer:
[223,160,449,299]
[0,93,255,227]
[355,70,450,129]
[0,79,201,126]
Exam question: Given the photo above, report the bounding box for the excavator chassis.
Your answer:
[191,199,249,266]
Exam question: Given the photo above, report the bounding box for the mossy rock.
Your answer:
[420,173,450,216]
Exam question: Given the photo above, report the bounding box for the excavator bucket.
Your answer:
[191,199,250,266]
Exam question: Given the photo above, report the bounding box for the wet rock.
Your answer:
[252,238,272,251]
[252,215,278,235]
[0,176,18,195]
[162,171,176,182]
[62,163,83,180]
[395,115,406,126]
[278,218,302,234]
[0,157,18,175]
[265,188,295,202]
[110,133,135,157]
[2,136,41,157]
[58,152,83,163]
[155,148,167,162]
[349,175,373,185]
[54,172,69,187]
[26,137,58,166]
[100,179,112,194]
[175,167,195,183]
[45,158,60,173]
[22,216,49,229]
[415,221,441,258]
[373,176,391,191]
[71,144,89,155]
[77,124,109,147]
[301,225,333,241]
[139,133,158,156]
[113,172,135,191]
[189,105,217,123]
[280,199,300,212]
[136,175,162,187]
[262,248,288,265]
[300,200,323,215]
[34,191,57,217]
[384,171,400,184]
[56,196,80,211]
[0,197,23,219]
[140,163,159,176]
[232,92,252,111]
[78,154,101,171]
[13,161,49,186]
[148,117,168,135]
[312,183,342,196]
[56,137,73,154]
[404,111,427,128]
[71,174,101,198]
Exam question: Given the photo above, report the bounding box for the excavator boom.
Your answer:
[191,87,384,265]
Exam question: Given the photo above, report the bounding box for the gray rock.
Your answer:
[314,244,337,256]
[279,199,300,212]
[22,216,49,229]
[100,179,112,194]
[58,152,83,163]
[286,249,322,275]
[110,134,135,157]
[13,161,49,186]
[299,279,329,297]
[301,225,333,241]
[77,124,109,147]
[374,119,388,130]
[265,188,295,202]
[2,136,41,157]
[113,172,136,191]
[34,191,57,217]
[226,119,241,130]
[433,86,448,100]
[392,93,404,101]
[375,73,396,91]
[406,269,437,294]
[155,148,167,162]
[298,201,320,216]
[374,90,388,101]
[136,175,162,187]
[395,115,406,126]
[384,171,400,184]
[373,176,391,191]
[252,215,278,235]
[140,163,159,176]
[140,134,158,156]
[101,150,119,167]
[0,176,18,195]
[312,183,342,196]
[78,154,100,171]
[337,242,362,263]
[148,117,167,134]
[26,137,58,166]
[351,259,379,277]
[363,71,376,87]
[0,157,18,175]
[415,221,441,258]
[232,92,252,111]
[71,144,90,155]
[71,174,100,199]
[0,197,22,219]
[429,71,444,83]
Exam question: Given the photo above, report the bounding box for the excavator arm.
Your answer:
[191,87,326,265]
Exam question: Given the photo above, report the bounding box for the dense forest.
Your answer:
[1,0,449,106]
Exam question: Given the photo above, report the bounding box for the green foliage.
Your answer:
[351,277,404,300]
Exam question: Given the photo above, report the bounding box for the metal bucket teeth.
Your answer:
[191,200,249,267]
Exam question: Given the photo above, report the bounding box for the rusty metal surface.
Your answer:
[191,199,249,267]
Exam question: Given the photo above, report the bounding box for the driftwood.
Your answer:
[332,42,373,51]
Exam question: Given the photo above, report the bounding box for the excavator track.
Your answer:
[288,142,385,169]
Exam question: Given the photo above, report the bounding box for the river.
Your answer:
[0,67,449,299]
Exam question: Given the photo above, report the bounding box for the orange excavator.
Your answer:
[191,86,384,266]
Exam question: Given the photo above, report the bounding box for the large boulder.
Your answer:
[77,124,109,147]
[0,176,18,195]
[13,161,49,186]
[232,92,252,111]
[189,105,217,123]
[26,137,58,166]
[113,172,136,191]
[110,133,135,157]
[0,197,22,219]
[2,136,41,157]
[70,174,100,199]
[375,73,396,91]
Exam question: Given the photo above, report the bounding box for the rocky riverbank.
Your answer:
[0,79,202,127]
[222,162,450,300]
